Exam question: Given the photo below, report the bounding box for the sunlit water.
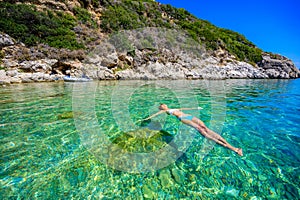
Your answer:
[1,79,299,199]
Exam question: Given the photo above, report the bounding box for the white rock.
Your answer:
[6,70,18,77]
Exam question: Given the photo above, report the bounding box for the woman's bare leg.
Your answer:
[182,118,243,156]
[207,129,243,156]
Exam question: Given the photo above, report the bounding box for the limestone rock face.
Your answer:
[258,54,299,79]
[19,59,57,73]
[0,70,9,84]
[117,61,187,80]
[97,68,116,80]
[0,33,15,48]
[1,32,299,84]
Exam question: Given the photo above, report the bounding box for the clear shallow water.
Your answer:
[0,79,299,199]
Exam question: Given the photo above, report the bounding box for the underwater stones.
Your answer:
[57,111,74,119]
[127,127,156,138]
[258,174,268,181]
[142,184,156,199]
[143,121,163,131]
[171,168,185,184]
[284,183,299,198]
[242,192,249,198]
[159,169,174,189]
[268,187,277,198]
[245,160,258,172]
[224,186,240,198]
[188,173,196,182]
[76,168,86,183]
[112,128,170,153]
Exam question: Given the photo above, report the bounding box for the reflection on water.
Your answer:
[0,79,299,199]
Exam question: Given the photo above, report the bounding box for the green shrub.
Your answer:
[100,0,263,63]
[0,2,83,50]
[73,6,95,26]
[100,4,145,32]
[1,1,263,63]
[109,32,134,52]
[78,0,100,8]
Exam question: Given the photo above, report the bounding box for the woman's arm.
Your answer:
[137,110,166,122]
[178,107,203,111]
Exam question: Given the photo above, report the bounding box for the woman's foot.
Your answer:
[236,148,243,156]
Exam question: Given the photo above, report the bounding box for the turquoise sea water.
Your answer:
[0,79,299,199]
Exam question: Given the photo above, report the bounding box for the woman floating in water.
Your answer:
[139,104,243,156]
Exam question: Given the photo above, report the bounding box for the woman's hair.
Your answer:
[159,104,167,110]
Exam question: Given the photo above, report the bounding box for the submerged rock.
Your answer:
[224,186,240,198]
[142,184,156,199]
[171,168,186,184]
[159,169,174,189]
[258,174,268,181]
[57,111,74,120]
[112,128,172,153]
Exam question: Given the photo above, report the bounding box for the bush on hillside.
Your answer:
[100,0,263,63]
[0,2,84,50]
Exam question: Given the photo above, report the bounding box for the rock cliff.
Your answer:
[0,32,299,84]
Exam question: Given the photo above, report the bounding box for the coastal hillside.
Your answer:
[0,0,299,83]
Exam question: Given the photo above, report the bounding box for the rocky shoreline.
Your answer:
[0,33,299,84]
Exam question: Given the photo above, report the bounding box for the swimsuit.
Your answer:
[167,109,194,121]
[178,115,194,121]
[167,109,179,115]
